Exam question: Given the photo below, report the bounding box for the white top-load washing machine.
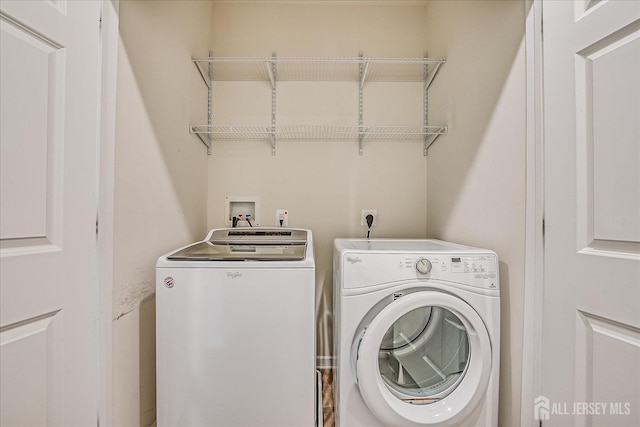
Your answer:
[156,228,316,427]
[334,239,500,427]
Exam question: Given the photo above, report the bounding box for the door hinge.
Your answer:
[542,217,545,237]
[96,217,99,236]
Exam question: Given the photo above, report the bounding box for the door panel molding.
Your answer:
[575,0,608,22]
[574,310,640,426]
[575,19,640,258]
[0,310,63,426]
[0,11,65,253]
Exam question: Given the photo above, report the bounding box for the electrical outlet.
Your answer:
[276,209,289,227]
[361,210,377,227]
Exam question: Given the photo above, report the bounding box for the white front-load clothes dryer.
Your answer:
[333,239,500,427]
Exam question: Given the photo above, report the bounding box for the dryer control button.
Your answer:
[415,258,432,274]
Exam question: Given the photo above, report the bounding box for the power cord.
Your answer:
[365,214,374,238]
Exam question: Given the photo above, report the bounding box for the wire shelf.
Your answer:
[193,56,446,86]
[190,124,447,141]
[190,54,448,155]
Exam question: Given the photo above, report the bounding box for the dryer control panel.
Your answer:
[450,255,497,278]
[398,255,496,276]
[341,252,499,291]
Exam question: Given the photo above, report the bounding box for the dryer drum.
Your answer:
[378,306,470,405]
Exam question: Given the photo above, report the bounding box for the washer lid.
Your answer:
[167,228,307,261]
[355,291,492,427]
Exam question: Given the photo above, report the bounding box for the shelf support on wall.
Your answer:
[424,130,446,155]
[193,55,212,89]
[265,57,275,88]
[422,53,447,156]
[358,53,365,155]
[206,52,213,155]
[191,51,213,155]
[424,61,442,92]
[360,59,370,89]
[192,131,212,155]
[270,52,277,155]
[423,54,429,156]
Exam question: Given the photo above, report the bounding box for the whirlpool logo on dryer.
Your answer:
[226,271,243,279]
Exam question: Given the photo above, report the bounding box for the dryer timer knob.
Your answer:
[415,258,432,274]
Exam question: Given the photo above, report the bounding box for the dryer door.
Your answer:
[354,290,491,427]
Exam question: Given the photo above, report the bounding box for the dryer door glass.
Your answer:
[355,291,492,426]
[378,306,470,405]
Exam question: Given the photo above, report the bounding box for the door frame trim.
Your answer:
[98,1,119,426]
[521,1,545,426]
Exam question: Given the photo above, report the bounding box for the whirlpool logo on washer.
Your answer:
[226,271,243,279]
[346,256,363,264]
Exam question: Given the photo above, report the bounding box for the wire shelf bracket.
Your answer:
[424,128,447,156]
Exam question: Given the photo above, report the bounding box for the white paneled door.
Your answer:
[0,1,102,426]
[541,1,640,426]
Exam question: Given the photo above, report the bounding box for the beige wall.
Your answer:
[208,2,431,362]
[424,1,527,426]
[113,1,211,425]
